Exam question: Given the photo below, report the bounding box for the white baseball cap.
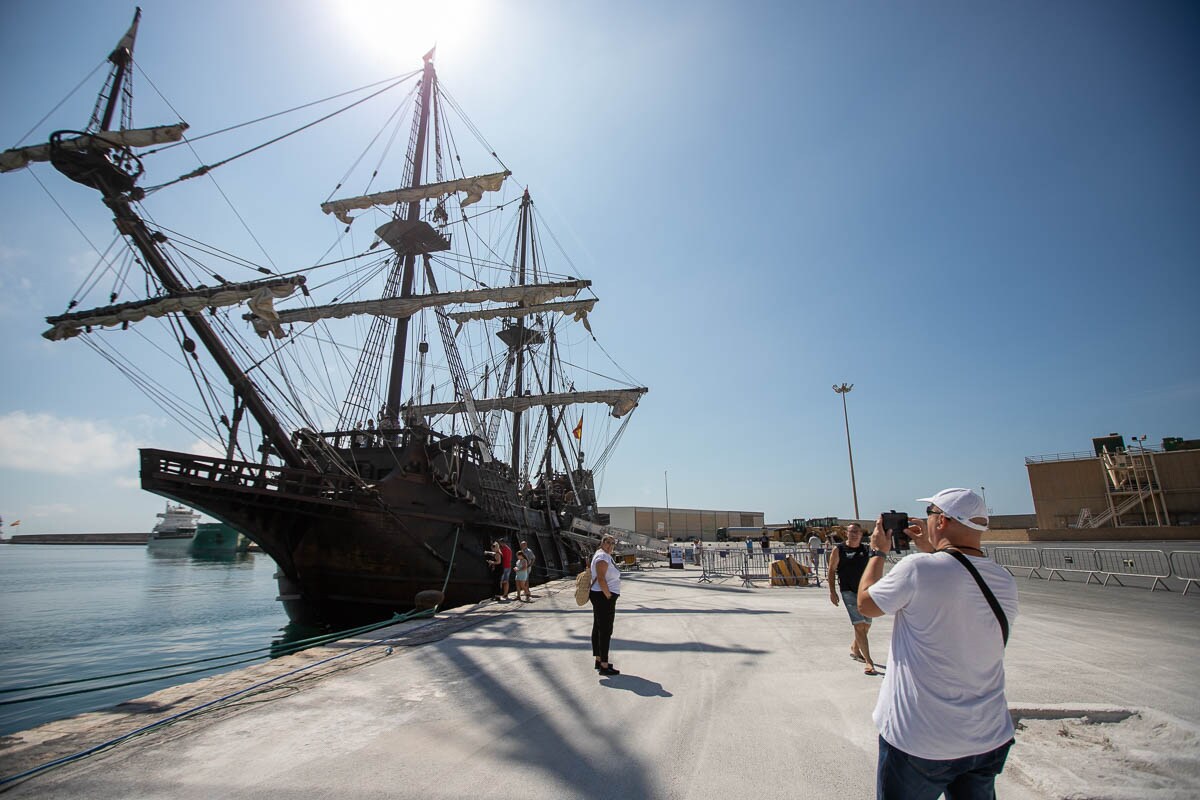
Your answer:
[916,488,988,531]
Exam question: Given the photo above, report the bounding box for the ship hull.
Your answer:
[140,446,584,626]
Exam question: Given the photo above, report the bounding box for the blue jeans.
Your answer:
[877,736,1012,800]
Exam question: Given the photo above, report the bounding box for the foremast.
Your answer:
[49,9,307,470]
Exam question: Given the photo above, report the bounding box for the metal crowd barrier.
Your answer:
[991,547,1043,578]
[1168,551,1200,596]
[1093,549,1171,591]
[698,546,821,588]
[1039,548,1103,584]
[993,546,1194,593]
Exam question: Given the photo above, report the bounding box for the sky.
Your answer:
[1,0,1198,533]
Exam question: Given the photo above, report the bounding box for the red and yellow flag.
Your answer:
[572,415,583,440]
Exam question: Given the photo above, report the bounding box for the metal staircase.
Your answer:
[1078,446,1171,528]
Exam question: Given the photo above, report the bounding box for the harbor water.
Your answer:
[0,545,300,736]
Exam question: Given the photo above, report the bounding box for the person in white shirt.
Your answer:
[589,535,622,676]
[858,488,1018,800]
[807,532,824,573]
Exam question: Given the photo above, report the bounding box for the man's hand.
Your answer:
[906,519,934,553]
[870,516,892,554]
[829,589,839,606]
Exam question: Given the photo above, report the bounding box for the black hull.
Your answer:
[140,444,586,627]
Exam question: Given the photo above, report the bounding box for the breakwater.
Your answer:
[5,533,149,545]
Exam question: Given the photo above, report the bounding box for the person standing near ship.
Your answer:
[487,541,502,597]
[590,534,621,675]
[520,539,536,581]
[497,539,513,601]
[514,549,531,602]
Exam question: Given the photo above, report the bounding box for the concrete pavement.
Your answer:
[2,563,1198,798]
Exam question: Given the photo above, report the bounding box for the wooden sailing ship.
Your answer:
[2,11,647,625]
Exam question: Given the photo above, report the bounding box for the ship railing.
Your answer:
[142,449,367,504]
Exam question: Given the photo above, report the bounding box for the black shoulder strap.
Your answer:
[943,550,1009,646]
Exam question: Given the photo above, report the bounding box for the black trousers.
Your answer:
[589,590,619,662]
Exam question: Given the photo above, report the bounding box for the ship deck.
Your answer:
[3,563,1198,798]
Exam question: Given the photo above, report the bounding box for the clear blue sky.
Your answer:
[1,0,1198,533]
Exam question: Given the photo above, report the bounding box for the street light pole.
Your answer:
[833,383,860,520]
[664,469,671,542]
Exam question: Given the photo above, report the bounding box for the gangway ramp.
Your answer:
[567,517,669,562]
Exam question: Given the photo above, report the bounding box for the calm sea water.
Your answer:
[0,545,304,736]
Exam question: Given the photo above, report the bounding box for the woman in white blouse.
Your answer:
[590,535,622,676]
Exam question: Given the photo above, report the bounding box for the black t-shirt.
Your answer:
[835,542,871,592]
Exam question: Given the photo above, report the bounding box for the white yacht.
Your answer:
[147,502,200,548]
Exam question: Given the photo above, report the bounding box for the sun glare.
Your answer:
[328,0,490,72]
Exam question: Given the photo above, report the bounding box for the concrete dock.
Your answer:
[2,564,1198,798]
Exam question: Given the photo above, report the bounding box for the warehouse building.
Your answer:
[598,506,764,541]
[1025,433,1200,536]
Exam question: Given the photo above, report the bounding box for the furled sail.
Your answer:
[320,170,512,225]
[407,388,648,420]
[43,276,305,341]
[0,124,189,173]
[447,298,597,331]
[252,279,591,335]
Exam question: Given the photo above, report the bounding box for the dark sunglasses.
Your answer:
[926,505,944,516]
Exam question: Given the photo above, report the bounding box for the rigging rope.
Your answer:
[323,83,418,204]
[144,76,414,192]
[8,60,106,149]
[139,67,420,154]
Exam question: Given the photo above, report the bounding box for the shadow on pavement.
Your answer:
[599,674,672,697]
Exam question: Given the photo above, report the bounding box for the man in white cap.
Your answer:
[857,488,1018,799]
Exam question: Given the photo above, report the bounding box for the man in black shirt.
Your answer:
[828,523,877,675]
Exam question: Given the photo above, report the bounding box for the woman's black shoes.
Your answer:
[599,666,620,676]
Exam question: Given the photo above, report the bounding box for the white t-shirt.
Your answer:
[808,535,822,550]
[590,550,622,595]
[866,551,1018,760]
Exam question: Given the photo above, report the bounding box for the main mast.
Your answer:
[384,51,437,423]
[510,189,533,470]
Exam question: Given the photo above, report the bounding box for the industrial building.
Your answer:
[598,506,764,541]
[1025,433,1200,534]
